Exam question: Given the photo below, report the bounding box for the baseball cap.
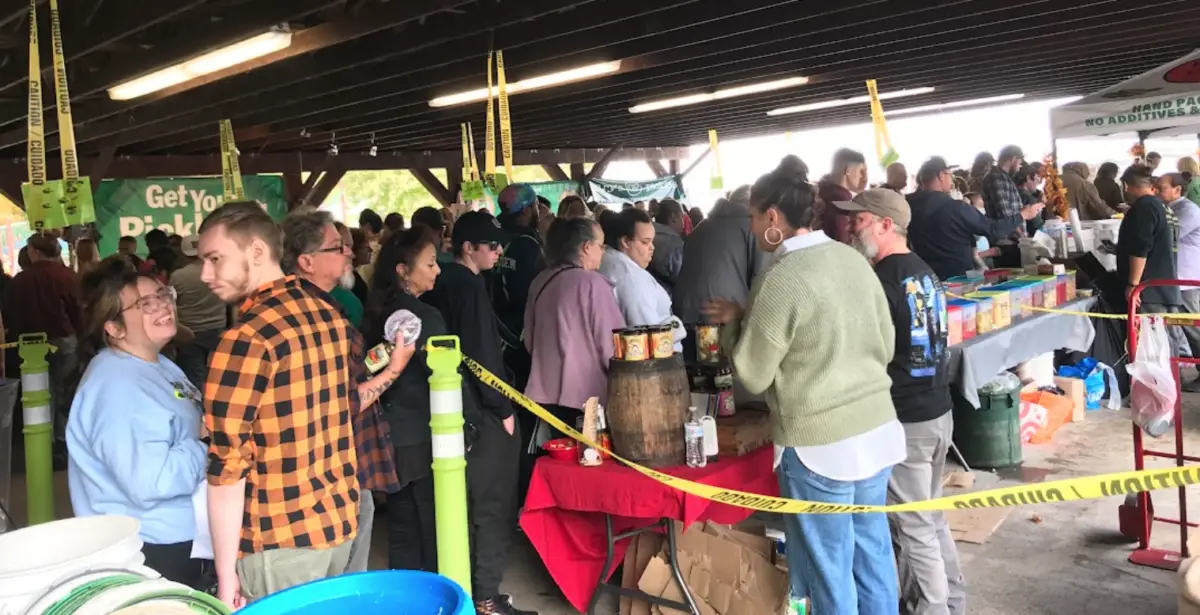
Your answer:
[916,157,959,185]
[833,188,912,230]
[451,210,507,247]
[998,145,1025,163]
[180,234,200,257]
[498,183,538,215]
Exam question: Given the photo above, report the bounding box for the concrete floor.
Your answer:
[5,398,1197,614]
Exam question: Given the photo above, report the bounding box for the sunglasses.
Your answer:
[123,286,177,315]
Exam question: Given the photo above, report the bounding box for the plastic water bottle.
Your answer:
[685,406,706,468]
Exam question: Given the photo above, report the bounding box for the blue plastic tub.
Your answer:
[237,570,472,615]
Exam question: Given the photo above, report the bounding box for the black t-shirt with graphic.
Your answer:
[875,252,953,424]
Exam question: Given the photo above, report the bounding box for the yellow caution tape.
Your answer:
[24,0,47,230]
[708,129,723,191]
[484,51,496,178]
[463,356,1200,513]
[866,79,898,168]
[461,123,471,182]
[219,120,244,201]
[497,50,514,183]
[467,121,479,182]
[49,0,94,226]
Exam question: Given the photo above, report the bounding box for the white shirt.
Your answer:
[598,246,686,349]
[766,231,906,481]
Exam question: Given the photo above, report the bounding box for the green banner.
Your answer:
[94,176,287,256]
[588,176,684,204]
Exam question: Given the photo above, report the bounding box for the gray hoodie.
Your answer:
[671,198,767,323]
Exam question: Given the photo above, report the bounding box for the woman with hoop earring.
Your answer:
[702,154,904,614]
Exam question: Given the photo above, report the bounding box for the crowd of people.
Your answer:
[2,140,1194,615]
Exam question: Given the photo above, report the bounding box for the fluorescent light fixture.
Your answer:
[885,93,1026,116]
[766,87,936,116]
[108,31,293,101]
[629,76,810,113]
[429,61,622,108]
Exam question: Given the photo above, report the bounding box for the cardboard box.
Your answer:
[620,533,665,615]
[637,522,788,615]
[715,408,771,457]
[1054,376,1086,422]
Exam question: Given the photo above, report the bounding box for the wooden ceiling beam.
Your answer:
[251,0,1157,153]
[541,164,570,182]
[411,169,453,206]
[10,0,601,152]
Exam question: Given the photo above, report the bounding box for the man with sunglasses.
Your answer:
[906,157,1042,280]
[423,210,536,615]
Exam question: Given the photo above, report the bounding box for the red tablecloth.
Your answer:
[518,447,777,612]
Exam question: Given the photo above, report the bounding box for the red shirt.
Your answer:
[4,260,82,339]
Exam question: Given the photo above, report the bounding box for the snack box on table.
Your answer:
[981,282,1034,319]
[948,299,977,341]
[983,268,1025,285]
[945,275,985,294]
[966,290,1012,329]
[1017,275,1065,308]
[970,296,994,335]
[947,303,963,345]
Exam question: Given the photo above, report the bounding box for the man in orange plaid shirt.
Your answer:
[198,202,360,608]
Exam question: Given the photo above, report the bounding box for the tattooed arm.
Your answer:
[357,342,417,407]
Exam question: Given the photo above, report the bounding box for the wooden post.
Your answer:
[283,172,305,210]
[569,162,585,182]
[541,164,570,182]
[647,160,668,178]
[445,167,463,205]
[412,168,454,206]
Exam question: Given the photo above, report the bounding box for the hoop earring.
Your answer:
[764,226,784,246]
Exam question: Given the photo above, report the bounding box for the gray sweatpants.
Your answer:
[887,412,966,615]
[1180,290,1200,359]
[345,488,376,573]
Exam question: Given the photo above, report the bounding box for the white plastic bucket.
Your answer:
[0,516,144,614]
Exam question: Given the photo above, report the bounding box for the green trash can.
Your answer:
[952,381,1022,469]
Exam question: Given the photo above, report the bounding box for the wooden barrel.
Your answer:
[606,354,690,468]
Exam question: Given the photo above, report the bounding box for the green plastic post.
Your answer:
[18,333,55,525]
[426,335,471,596]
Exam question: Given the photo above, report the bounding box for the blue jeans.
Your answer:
[777,450,898,615]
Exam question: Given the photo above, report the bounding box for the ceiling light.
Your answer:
[108,30,293,101]
[885,94,1026,117]
[428,61,622,108]
[629,77,809,113]
[766,87,936,116]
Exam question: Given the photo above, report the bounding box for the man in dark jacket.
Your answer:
[907,157,1042,280]
[423,211,536,615]
[672,186,765,324]
[492,184,543,393]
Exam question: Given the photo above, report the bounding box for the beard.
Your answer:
[338,269,357,290]
[851,229,879,261]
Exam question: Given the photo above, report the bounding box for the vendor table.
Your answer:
[519,446,776,613]
[949,296,1097,407]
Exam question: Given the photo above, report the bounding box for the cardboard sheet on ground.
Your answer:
[947,507,1011,544]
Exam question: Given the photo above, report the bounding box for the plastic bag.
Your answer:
[1057,357,1120,410]
[980,371,1022,394]
[1127,316,1177,437]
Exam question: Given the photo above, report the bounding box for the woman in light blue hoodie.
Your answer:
[67,257,207,587]
[598,208,686,350]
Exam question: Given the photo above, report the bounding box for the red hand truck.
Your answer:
[1120,279,1200,570]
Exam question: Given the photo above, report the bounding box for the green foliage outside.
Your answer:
[322,166,559,219]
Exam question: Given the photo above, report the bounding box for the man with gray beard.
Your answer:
[837,189,966,615]
[281,209,405,574]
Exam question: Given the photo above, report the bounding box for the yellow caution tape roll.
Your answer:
[867,79,899,168]
[485,51,496,178]
[462,356,1200,514]
[461,123,471,182]
[219,120,244,201]
[497,50,514,182]
[25,0,46,196]
[707,129,723,191]
[467,121,479,181]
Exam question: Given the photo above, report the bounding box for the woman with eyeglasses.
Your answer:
[66,257,208,587]
[524,217,625,436]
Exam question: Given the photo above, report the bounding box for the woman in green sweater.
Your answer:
[705,155,904,615]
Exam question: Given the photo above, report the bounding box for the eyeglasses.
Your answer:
[473,241,501,251]
[309,242,349,255]
[123,286,177,315]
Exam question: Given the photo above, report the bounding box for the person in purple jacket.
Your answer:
[524,217,625,438]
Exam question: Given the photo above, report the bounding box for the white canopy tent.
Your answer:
[1051,49,1200,142]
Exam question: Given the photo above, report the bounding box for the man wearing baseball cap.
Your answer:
[907,157,1041,280]
[422,210,535,615]
[492,183,544,391]
[836,189,966,615]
